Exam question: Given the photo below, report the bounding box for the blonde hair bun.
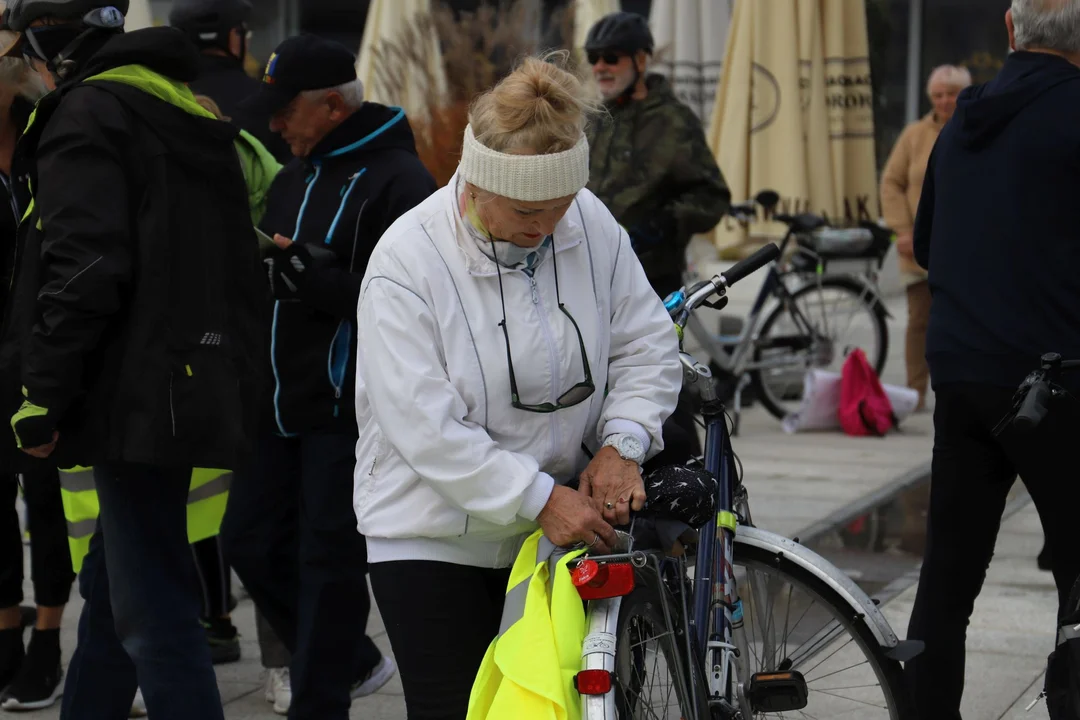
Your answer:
[469,51,599,155]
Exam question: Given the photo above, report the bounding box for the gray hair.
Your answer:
[0,57,48,102]
[1011,0,1080,54]
[926,65,972,93]
[300,78,365,110]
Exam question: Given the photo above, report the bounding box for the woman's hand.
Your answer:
[537,485,618,553]
[579,447,647,526]
[896,231,914,260]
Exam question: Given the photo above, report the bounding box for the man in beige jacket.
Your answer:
[880,64,972,409]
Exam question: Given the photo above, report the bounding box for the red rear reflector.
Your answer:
[574,669,613,695]
[571,561,635,600]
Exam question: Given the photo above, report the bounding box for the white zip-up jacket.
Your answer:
[353,174,682,568]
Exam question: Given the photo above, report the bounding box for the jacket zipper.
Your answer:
[527,273,561,458]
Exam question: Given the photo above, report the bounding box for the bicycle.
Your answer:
[574,243,921,719]
[682,191,892,428]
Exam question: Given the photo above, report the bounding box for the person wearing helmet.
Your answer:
[169,0,289,162]
[0,2,267,719]
[584,11,731,462]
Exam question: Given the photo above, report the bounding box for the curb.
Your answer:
[792,460,932,547]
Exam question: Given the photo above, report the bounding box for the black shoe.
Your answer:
[203,618,241,665]
[0,629,61,711]
[0,628,24,692]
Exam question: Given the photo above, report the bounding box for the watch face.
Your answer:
[620,435,644,460]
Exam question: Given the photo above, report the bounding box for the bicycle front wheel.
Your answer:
[729,541,913,719]
[750,275,889,420]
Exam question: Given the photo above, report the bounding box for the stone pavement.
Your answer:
[11,259,1056,718]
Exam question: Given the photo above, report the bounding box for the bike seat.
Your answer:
[775,213,827,233]
[728,201,757,222]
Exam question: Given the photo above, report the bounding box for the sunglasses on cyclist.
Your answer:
[587,51,624,66]
[489,234,595,414]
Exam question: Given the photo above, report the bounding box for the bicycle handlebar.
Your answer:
[996,353,1080,435]
[665,243,781,330]
[722,244,782,287]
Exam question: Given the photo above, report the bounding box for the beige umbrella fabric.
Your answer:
[356,0,447,119]
[648,0,732,121]
[706,0,878,259]
[571,0,620,64]
[124,0,155,31]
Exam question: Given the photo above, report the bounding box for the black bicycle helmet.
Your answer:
[2,0,127,32]
[584,11,654,55]
[642,464,717,529]
[168,0,250,40]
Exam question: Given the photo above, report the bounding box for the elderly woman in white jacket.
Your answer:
[353,52,681,720]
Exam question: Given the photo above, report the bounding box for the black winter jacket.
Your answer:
[914,51,1080,392]
[0,27,268,473]
[189,52,291,164]
[259,104,435,436]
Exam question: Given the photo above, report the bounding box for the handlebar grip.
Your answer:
[1015,381,1052,432]
[722,243,781,287]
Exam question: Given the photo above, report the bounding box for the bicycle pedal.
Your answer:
[747,671,808,713]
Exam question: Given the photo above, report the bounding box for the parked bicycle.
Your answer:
[682,191,892,428]
[573,243,921,719]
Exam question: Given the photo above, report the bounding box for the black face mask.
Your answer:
[21,25,83,64]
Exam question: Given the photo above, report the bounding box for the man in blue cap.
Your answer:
[220,34,435,720]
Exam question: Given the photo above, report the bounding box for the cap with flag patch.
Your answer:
[241,33,358,116]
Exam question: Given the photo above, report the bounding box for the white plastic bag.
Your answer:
[782,369,920,434]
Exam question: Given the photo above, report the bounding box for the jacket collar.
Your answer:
[443,171,584,277]
[309,105,407,162]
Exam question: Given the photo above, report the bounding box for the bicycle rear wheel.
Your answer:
[750,276,889,420]
[607,565,708,719]
[729,542,913,719]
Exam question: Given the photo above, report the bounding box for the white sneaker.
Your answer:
[129,688,147,717]
[265,667,291,715]
[350,655,396,699]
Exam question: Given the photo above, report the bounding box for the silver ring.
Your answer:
[605,502,615,510]
[588,532,599,547]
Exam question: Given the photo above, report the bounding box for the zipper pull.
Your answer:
[529,276,539,304]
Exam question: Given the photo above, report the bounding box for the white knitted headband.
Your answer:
[458,124,590,201]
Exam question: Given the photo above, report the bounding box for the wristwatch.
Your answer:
[603,433,646,465]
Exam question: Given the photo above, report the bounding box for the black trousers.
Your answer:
[221,430,381,720]
[905,383,1080,719]
[370,561,510,720]
[191,536,231,620]
[0,469,74,608]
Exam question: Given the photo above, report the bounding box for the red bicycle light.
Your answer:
[574,669,613,695]
[571,562,635,600]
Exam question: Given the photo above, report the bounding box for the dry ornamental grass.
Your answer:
[370,1,580,187]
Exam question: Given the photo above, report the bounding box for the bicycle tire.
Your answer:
[750,275,889,420]
[732,541,915,719]
[605,566,710,719]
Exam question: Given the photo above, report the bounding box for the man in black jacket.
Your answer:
[905,1,1080,716]
[0,1,266,718]
[168,0,290,163]
[220,34,436,720]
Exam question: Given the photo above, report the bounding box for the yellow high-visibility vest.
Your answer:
[467,529,587,720]
[58,467,231,574]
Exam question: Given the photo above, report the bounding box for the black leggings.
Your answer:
[369,561,510,720]
[0,470,74,608]
[191,536,231,620]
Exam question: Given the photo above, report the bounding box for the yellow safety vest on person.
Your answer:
[467,529,587,720]
[57,467,232,574]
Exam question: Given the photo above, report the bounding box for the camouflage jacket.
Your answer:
[587,75,730,287]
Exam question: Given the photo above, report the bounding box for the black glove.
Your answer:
[265,243,340,300]
[10,398,56,450]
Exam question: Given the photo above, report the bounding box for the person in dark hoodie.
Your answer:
[168,0,291,163]
[905,0,1080,715]
[0,1,266,718]
[219,34,436,720]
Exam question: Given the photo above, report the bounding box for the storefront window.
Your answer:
[866,0,912,172]
[921,0,1009,116]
